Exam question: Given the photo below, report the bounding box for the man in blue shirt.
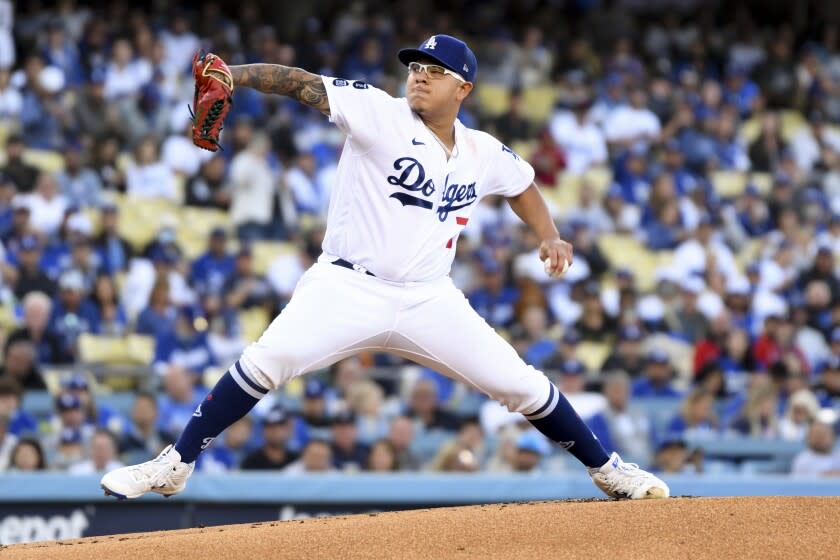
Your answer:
[631,349,682,398]
[154,305,217,380]
[49,269,101,360]
[190,227,235,298]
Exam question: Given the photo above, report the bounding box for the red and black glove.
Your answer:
[190,52,234,151]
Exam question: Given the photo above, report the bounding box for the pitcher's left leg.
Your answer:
[390,280,669,499]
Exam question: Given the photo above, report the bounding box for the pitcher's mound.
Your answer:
[2,497,838,560]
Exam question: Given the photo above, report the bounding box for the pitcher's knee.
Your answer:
[485,366,553,416]
[241,343,307,389]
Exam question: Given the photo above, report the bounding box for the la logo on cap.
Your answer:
[425,36,437,49]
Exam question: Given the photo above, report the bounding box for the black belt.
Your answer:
[332,258,376,277]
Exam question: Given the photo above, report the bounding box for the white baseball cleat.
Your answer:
[101,445,195,500]
[588,452,670,500]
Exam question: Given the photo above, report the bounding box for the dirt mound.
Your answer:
[2,497,837,560]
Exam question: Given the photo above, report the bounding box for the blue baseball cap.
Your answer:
[398,34,478,82]
[304,379,326,399]
[62,373,89,391]
[559,359,586,376]
[619,325,644,342]
[56,392,82,411]
[647,349,670,364]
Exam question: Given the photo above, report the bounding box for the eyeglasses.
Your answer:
[408,61,466,82]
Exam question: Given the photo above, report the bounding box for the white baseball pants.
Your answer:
[242,261,554,416]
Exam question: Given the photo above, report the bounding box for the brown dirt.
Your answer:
[1,497,838,560]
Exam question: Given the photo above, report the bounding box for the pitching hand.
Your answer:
[539,237,573,278]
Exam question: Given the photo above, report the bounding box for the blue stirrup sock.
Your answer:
[174,358,269,463]
[524,383,610,468]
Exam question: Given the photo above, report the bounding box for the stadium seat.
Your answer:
[509,140,536,161]
[751,172,773,195]
[710,170,747,199]
[0,305,19,330]
[779,110,807,141]
[597,234,662,292]
[126,334,155,365]
[581,166,613,195]
[522,86,557,123]
[22,149,65,173]
[238,307,270,343]
[78,334,132,365]
[251,241,297,276]
[476,84,511,118]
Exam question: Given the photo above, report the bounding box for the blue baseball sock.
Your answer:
[524,383,610,468]
[174,359,269,463]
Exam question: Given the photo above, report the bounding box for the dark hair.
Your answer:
[12,438,47,470]
[134,391,158,407]
[0,377,24,399]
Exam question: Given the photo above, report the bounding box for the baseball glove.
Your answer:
[190,52,234,151]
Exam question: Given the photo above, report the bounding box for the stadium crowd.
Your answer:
[1,0,840,478]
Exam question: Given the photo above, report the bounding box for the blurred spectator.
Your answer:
[0,67,22,122]
[241,406,298,470]
[283,439,335,474]
[190,228,235,298]
[90,135,124,192]
[119,392,166,458]
[574,281,617,342]
[19,55,68,151]
[493,89,533,145]
[68,428,124,474]
[664,276,709,344]
[779,389,821,441]
[553,358,605,419]
[0,377,37,437]
[12,236,57,299]
[223,246,273,310]
[366,438,399,472]
[185,156,230,210]
[28,172,68,236]
[8,438,47,472]
[601,325,646,377]
[157,365,204,441]
[229,132,275,242]
[430,419,485,473]
[588,371,653,467]
[728,380,780,438]
[813,356,840,409]
[45,392,95,453]
[2,136,38,194]
[93,202,133,275]
[49,269,100,358]
[329,410,369,472]
[135,275,178,338]
[631,349,681,398]
[52,426,84,470]
[790,418,840,476]
[56,143,103,208]
[664,388,719,442]
[125,136,177,200]
[153,305,216,378]
[298,379,333,432]
[285,152,328,219]
[652,439,702,474]
[467,257,518,328]
[748,112,788,172]
[548,94,607,174]
[223,416,255,467]
[346,379,389,444]
[0,339,45,390]
[0,413,17,471]
[73,67,111,142]
[405,378,462,432]
[91,273,127,336]
[529,128,566,188]
[387,415,420,471]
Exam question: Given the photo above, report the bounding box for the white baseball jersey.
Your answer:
[319,76,535,282]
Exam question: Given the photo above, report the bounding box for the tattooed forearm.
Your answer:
[230,64,330,114]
